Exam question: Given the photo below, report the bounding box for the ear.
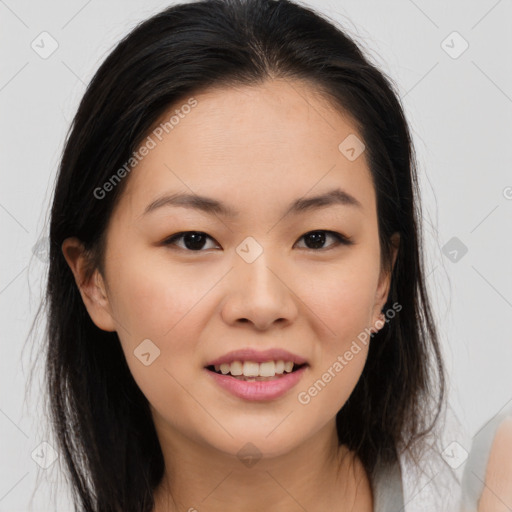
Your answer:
[61,237,117,332]
[371,232,400,331]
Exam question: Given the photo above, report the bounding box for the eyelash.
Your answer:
[162,230,354,252]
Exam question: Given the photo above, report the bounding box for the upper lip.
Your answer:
[205,348,308,367]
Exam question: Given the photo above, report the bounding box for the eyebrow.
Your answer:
[142,187,363,219]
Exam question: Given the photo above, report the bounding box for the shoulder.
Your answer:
[476,416,512,511]
[462,406,512,511]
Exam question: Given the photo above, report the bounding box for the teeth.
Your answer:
[243,361,259,377]
[259,361,275,377]
[230,361,243,376]
[212,359,300,377]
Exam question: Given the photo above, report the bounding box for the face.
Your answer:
[63,79,398,461]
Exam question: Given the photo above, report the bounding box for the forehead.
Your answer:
[116,79,376,220]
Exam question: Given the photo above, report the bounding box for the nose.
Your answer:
[220,253,299,331]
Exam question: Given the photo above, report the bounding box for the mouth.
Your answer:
[203,349,309,400]
[205,361,309,382]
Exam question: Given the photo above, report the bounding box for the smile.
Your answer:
[207,359,306,379]
[204,362,308,401]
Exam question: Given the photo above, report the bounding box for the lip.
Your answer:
[205,364,308,401]
[205,348,308,367]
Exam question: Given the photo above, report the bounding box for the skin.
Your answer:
[478,418,512,512]
[62,78,399,511]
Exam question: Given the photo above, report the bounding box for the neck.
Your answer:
[151,419,372,512]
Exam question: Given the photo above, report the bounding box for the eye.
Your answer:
[162,230,353,252]
[163,231,219,251]
[294,230,354,250]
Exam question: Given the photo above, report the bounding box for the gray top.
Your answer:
[460,404,512,511]
[371,438,462,511]
[372,458,405,511]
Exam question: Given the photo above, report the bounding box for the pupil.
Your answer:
[184,232,206,250]
[306,231,325,249]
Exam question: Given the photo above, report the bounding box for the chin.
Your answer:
[204,431,303,463]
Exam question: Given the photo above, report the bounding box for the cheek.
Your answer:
[106,250,213,341]
[104,250,215,389]
[296,257,377,406]
[105,256,209,434]
[302,259,378,343]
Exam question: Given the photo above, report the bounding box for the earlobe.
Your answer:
[372,233,400,330]
[390,232,400,269]
[61,237,117,332]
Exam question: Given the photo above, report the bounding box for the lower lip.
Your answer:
[205,366,307,401]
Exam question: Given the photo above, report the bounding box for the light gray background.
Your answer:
[1,0,511,510]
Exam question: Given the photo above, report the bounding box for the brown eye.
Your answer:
[163,231,219,251]
[162,229,353,253]
[295,230,353,250]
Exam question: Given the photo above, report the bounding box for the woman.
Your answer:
[41,0,459,510]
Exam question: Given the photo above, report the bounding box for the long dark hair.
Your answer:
[38,0,445,510]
